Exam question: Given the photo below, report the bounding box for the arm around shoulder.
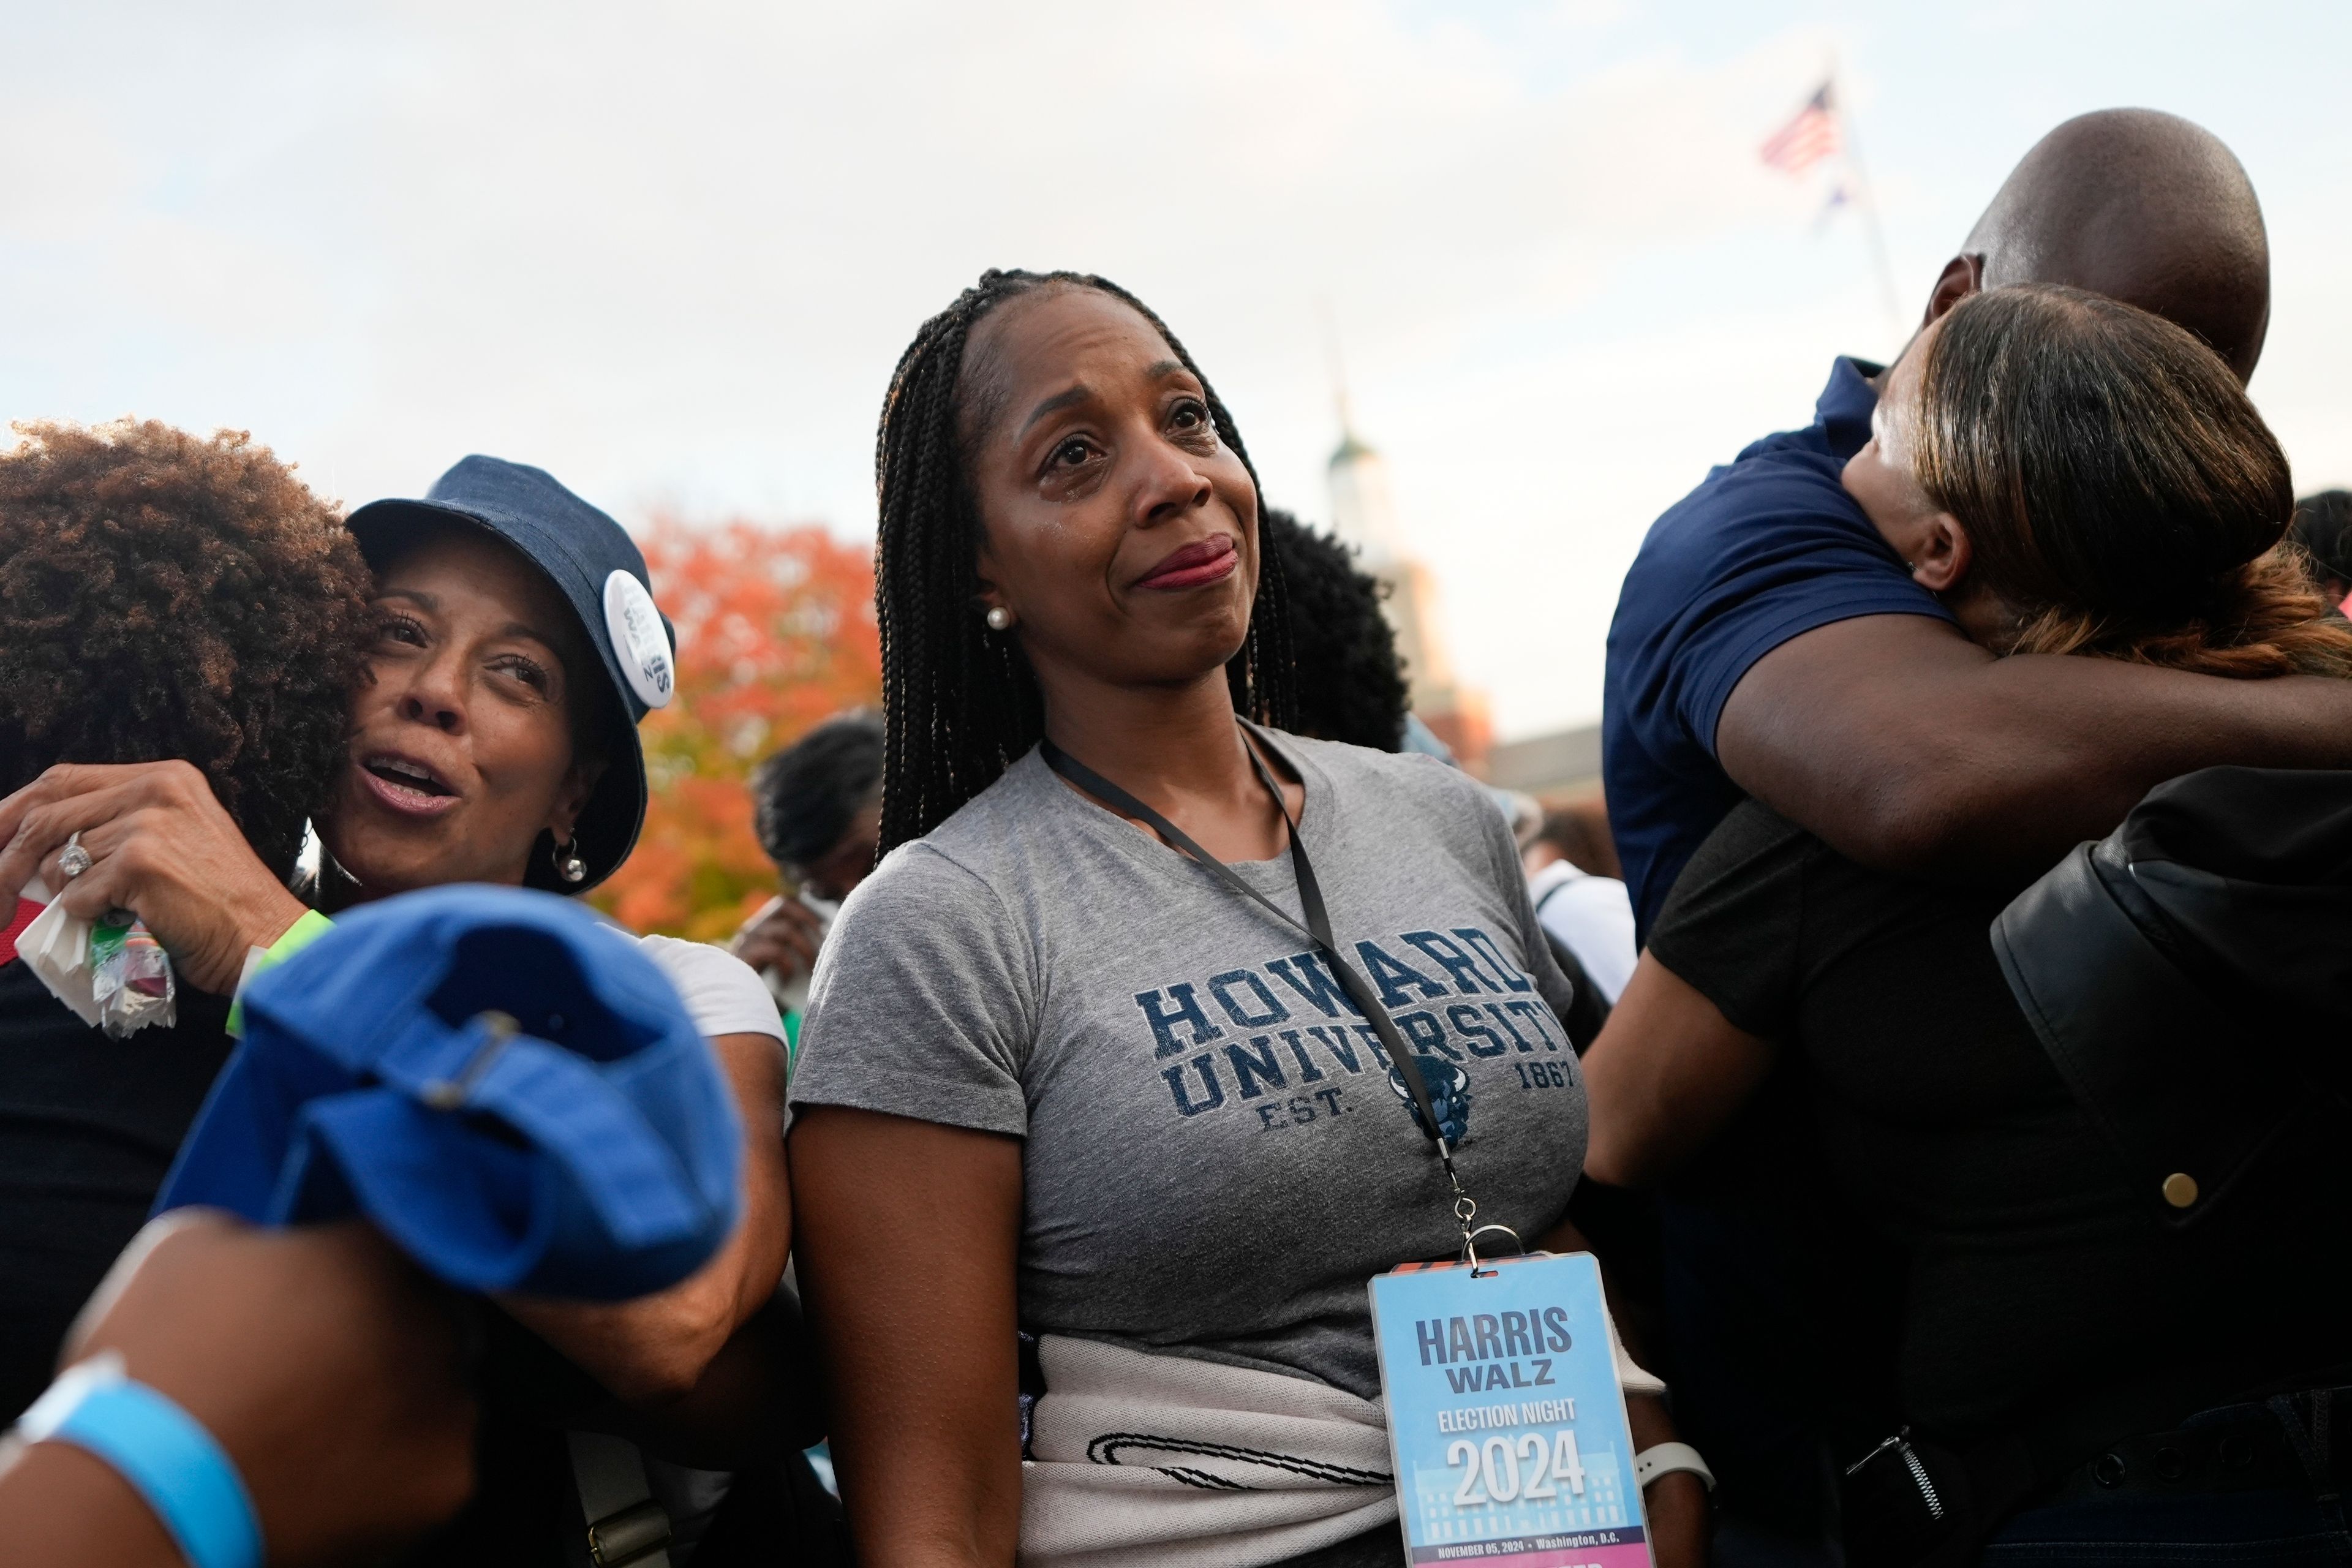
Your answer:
[1716,613,2352,877]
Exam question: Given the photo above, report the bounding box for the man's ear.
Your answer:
[1923,254,1985,329]
[1909,511,1973,594]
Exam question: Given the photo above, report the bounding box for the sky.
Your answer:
[7,1,2351,741]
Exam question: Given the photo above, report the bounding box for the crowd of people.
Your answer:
[1,103,2348,1568]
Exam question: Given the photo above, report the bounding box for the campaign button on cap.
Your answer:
[603,570,674,710]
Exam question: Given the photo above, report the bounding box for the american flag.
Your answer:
[1761,83,1841,175]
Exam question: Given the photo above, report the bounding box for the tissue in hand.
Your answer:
[18,882,177,1037]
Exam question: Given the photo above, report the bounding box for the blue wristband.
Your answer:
[16,1353,264,1568]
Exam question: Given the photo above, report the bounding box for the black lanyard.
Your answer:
[1039,724,1483,1240]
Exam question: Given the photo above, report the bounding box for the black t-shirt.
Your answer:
[0,959,235,1419]
[1649,801,2352,1448]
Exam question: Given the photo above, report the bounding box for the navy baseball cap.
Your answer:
[344,457,677,893]
[153,884,742,1300]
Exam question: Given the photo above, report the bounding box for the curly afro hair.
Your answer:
[1262,510,1410,751]
[0,420,374,878]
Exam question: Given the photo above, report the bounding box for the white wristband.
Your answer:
[1634,1441,1714,1493]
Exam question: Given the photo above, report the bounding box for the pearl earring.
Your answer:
[985,605,1014,631]
[556,837,588,884]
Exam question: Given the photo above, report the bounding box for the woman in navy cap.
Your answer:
[0,456,800,1556]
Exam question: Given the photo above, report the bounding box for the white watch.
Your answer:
[1634,1441,1715,1493]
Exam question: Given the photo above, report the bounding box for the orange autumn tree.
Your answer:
[592,514,881,941]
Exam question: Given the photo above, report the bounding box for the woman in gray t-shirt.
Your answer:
[786,270,1703,1568]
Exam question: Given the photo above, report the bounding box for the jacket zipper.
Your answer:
[1847,1428,1946,1524]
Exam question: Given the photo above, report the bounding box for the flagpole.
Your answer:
[1829,53,1908,349]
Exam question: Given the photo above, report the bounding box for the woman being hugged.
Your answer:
[1584,283,2352,1562]
[0,455,801,1558]
[787,270,1702,1568]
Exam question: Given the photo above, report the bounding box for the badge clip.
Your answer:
[1459,1222,1526,1278]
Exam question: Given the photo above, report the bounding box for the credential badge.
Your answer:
[602,569,674,710]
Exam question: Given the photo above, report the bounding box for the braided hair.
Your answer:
[873,268,1297,854]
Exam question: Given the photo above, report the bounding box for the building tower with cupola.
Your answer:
[1325,396,1490,765]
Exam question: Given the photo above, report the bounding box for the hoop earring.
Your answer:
[984,605,1014,631]
[556,836,588,885]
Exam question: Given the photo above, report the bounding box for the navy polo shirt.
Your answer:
[1602,357,1953,940]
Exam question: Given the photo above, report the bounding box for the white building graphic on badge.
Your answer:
[603,569,675,710]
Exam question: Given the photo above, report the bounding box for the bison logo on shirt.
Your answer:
[1386,1054,1474,1145]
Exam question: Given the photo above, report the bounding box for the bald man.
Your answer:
[1598,109,2346,1557]
[1605,108,2326,939]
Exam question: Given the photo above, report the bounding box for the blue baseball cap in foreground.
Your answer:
[154,886,741,1300]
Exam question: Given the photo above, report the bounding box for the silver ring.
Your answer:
[56,832,92,880]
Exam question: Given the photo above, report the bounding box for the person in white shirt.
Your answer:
[1523,808,1638,1005]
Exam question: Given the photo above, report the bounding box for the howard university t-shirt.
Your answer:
[790,733,1586,1401]
[1602,356,1953,939]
